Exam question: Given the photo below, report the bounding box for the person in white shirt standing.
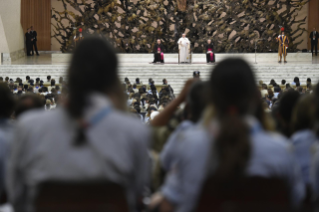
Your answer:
[310,27,318,56]
[177,33,191,63]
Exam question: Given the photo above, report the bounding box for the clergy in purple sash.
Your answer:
[153,39,164,63]
[206,39,215,63]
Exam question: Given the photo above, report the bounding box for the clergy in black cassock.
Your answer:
[153,39,165,63]
[206,39,215,63]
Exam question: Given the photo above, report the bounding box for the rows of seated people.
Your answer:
[0,75,65,112]
[123,77,175,123]
[259,77,314,110]
[1,37,319,212]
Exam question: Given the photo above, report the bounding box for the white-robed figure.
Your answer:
[178,33,191,63]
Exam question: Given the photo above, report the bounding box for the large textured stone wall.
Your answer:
[0,0,25,62]
[51,0,309,53]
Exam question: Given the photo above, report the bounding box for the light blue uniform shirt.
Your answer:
[290,130,318,186]
[7,93,151,212]
[160,116,305,212]
[0,119,14,197]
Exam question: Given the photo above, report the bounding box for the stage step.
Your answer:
[0,64,319,95]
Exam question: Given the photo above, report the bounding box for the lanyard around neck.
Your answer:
[88,106,112,127]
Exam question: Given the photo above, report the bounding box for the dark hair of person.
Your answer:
[209,59,258,181]
[186,81,208,123]
[163,78,167,84]
[0,83,15,118]
[315,83,319,136]
[281,79,286,85]
[294,77,299,84]
[67,37,118,145]
[267,88,274,99]
[296,82,300,87]
[274,86,281,93]
[51,79,56,86]
[269,79,276,86]
[292,95,316,133]
[135,78,140,84]
[193,71,200,78]
[262,84,267,89]
[0,77,3,81]
[47,75,51,80]
[277,90,300,137]
[307,78,311,83]
[286,83,291,89]
[15,94,44,118]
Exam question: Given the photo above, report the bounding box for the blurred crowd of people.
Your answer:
[0,37,319,212]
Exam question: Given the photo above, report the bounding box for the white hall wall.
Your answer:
[0,0,25,62]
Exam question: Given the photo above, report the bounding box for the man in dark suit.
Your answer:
[30,26,39,56]
[310,27,318,56]
[25,28,33,56]
[153,39,165,63]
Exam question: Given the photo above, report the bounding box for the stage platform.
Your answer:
[0,53,318,94]
[51,53,313,64]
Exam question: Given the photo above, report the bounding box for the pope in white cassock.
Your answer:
[178,34,191,63]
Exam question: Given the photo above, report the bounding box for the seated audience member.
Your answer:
[149,78,154,85]
[132,84,138,93]
[44,99,53,111]
[307,84,313,93]
[160,81,208,173]
[193,71,200,78]
[7,37,150,212]
[0,77,3,82]
[290,95,317,191]
[15,94,44,118]
[150,59,304,212]
[55,85,61,94]
[25,76,30,84]
[266,88,274,107]
[282,79,286,85]
[0,83,15,198]
[298,86,305,95]
[124,77,129,84]
[292,77,300,86]
[286,83,292,91]
[306,78,312,86]
[59,76,64,84]
[269,79,277,86]
[135,78,141,85]
[34,83,40,93]
[272,90,300,138]
[296,82,301,90]
[48,79,56,91]
[46,75,51,83]
[274,85,281,98]
[260,84,268,98]
[163,79,167,85]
